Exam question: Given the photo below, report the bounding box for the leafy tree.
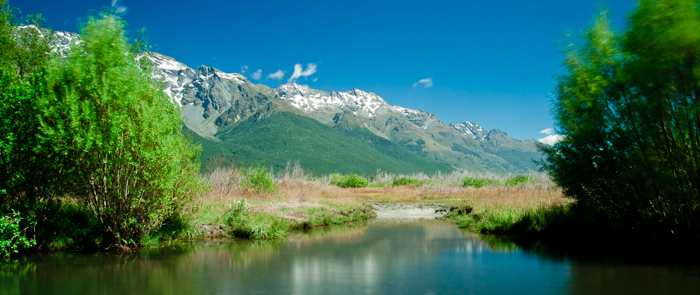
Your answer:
[36,13,204,250]
[542,0,700,240]
[0,0,60,206]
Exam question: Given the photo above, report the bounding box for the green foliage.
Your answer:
[445,204,570,235]
[0,0,63,206]
[392,177,427,187]
[542,0,700,240]
[32,200,102,252]
[462,177,496,188]
[35,14,204,249]
[225,200,287,239]
[331,174,369,188]
[242,165,277,193]
[0,210,36,258]
[502,175,535,187]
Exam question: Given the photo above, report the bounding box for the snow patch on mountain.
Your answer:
[451,121,488,140]
[391,105,420,116]
[276,83,388,118]
[22,25,81,57]
[211,69,248,84]
[148,53,192,106]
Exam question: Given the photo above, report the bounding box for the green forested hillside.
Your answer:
[189,112,452,175]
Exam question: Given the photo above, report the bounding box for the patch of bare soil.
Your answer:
[369,202,454,220]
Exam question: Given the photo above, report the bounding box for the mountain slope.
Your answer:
[45,28,543,175]
[193,111,452,175]
[148,53,301,139]
[275,83,542,174]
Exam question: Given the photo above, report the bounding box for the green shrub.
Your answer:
[225,200,287,239]
[502,175,534,187]
[462,177,496,188]
[542,1,700,240]
[35,14,204,250]
[225,199,252,237]
[33,201,101,252]
[1,210,36,258]
[242,166,277,193]
[0,0,64,206]
[331,174,369,188]
[392,177,426,187]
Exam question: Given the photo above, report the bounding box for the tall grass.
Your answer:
[197,162,564,240]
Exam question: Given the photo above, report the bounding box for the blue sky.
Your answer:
[13,0,637,140]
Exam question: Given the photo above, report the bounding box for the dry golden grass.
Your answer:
[193,166,568,227]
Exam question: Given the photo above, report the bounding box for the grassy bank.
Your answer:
[2,164,565,256]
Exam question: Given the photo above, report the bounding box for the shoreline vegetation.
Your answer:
[4,159,571,256]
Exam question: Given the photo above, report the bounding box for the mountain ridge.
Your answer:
[44,27,544,175]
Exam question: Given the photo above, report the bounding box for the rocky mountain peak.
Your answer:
[486,129,509,140]
[275,84,388,118]
[20,25,81,58]
[451,121,488,140]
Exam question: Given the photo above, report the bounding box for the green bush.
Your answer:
[33,201,101,252]
[1,210,36,258]
[462,177,496,188]
[392,177,426,187]
[0,0,64,206]
[542,0,700,240]
[331,174,369,188]
[242,166,277,193]
[225,200,287,239]
[502,175,534,187]
[35,14,204,250]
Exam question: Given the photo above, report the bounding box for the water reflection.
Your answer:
[2,220,699,295]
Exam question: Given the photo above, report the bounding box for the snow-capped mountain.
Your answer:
[276,83,386,119]
[45,28,543,174]
[146,53,293,139]
[19,25,80,57]
[276,83,458,136]
[269,81,545,173]
[145,55,542,173]
[451,122,488,140]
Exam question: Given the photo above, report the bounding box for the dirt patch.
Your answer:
[369,202,454,220]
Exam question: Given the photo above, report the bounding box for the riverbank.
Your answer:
[2,169,563,255]
[147,175,564,248]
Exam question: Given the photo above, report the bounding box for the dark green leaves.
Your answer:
[543,0,700,240]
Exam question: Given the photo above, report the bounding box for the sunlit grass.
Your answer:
[190,164,567,240]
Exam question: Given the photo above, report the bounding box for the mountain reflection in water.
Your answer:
[2,220,699,295]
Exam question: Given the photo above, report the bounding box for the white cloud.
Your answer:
[538,128,564,145]
[241,65,248,73]
[111,0,128,15]
[312,77,318,82]
[267,70,285,80]
[540,128,555,135]
[252,69,262,80]
[413,78,433,88]
[288,63,317,83]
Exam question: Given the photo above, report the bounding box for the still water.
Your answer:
[2,220,699,295]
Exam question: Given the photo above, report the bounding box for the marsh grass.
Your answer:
[190,165,564,241]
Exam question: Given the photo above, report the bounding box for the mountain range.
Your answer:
[45,27,544,176]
